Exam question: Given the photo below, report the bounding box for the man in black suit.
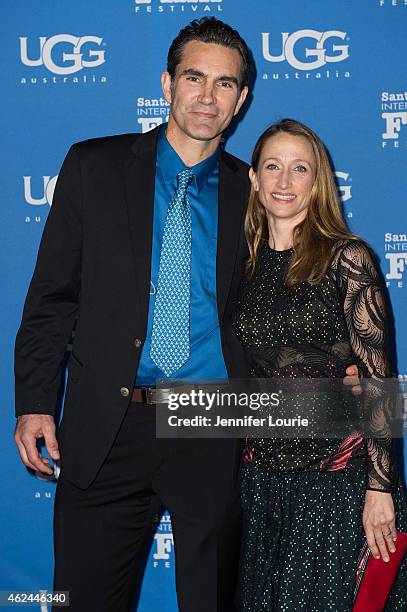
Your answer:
[14,17,251,612]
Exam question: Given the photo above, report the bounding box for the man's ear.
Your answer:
[161,71,172,104]
[249,167,259,191]
[233,85,249,117]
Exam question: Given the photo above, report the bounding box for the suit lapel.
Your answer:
[124,126,160,331]
[217,150,248,323]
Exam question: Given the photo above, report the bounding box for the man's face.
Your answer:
[162,40,248,143]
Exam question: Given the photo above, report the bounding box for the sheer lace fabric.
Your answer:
[233,240,395,492]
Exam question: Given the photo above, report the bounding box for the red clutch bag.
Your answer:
[353,531,407,611]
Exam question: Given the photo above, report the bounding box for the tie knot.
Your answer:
[177,168,194,191]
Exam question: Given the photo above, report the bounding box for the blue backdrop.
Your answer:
[1,1,406,610]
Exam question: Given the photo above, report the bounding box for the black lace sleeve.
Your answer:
[333,240,395,493]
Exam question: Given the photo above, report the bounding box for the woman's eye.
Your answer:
[294,165,307,173]
[266,163,279,170]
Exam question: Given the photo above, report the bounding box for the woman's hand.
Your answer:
[363,490,397,561]
[343,364,362,395]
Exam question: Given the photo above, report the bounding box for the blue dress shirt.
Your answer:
[135,125,228,385]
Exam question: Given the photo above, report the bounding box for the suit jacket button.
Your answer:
[134,338,142,348]
[120,387,130,397]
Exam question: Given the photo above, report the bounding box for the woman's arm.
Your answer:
[334,240,397,561]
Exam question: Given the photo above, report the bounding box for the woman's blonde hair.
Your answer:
[245,118,356,284]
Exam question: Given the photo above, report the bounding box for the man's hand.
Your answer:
[14,414,60,474]
[343,364,362,395]
[363,490,397,562]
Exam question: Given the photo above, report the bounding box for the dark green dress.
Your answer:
[233,240,407,611]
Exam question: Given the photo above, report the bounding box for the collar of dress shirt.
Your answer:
[156,123,219,194]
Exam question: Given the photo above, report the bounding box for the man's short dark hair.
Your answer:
[167,17,251,90]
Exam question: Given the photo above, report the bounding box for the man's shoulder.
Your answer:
[221,149,250,183]
[222,149,249,170]
[72,133,141,158]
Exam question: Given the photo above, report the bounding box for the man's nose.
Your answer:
[197,82,216,105]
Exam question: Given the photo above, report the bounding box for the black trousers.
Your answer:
[53,403,242,611]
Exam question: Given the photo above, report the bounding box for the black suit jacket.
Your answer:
[15,126,250,488]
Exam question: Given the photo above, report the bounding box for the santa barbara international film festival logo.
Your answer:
[384,232,407,289]
[19,35,107,86]
[152,512,174,569]
[379,0,407,7]
[381,90,407,149]
[136,96,170,132]
[134,0,223,15]
[261,30,351,81]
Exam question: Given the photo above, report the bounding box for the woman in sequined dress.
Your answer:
[233,119,407,611]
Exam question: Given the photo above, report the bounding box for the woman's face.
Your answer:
[250,132,316,224]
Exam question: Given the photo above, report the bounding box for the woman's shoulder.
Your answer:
[328,238,383,288]
[329,237,377,268]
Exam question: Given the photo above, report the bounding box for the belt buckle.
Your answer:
[153,387,172,404]
[140,387,172,404]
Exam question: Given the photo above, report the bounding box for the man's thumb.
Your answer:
[46,437,60,460]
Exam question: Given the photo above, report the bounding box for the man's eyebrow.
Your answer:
[179,68,239,85]
[217,75,239,86]
[179,68,206,78]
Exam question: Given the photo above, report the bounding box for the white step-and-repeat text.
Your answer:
[1,1,406,610]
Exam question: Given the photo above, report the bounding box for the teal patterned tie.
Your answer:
[150,168,194,376]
